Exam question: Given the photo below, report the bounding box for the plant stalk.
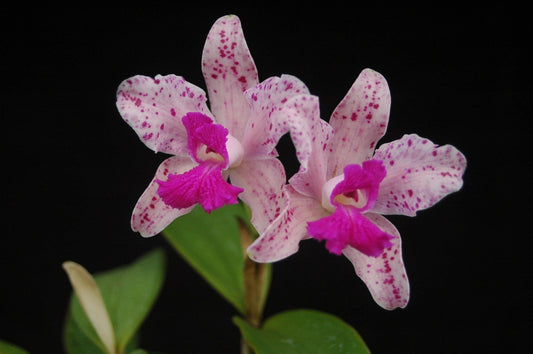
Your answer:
[239,220,270,354]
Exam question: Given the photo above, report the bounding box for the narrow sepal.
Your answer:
[343,213,409,310]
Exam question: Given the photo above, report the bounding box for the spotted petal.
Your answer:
[326,69,391,179]
[132,156,196,237]
[342,213,409,310]
[248,185,329,263]
[242,75,310,159]
[202,15,258,141]
[116,74,211,155]
[372,134,466,216]
[229,158,286,233]
[284,95,333,199]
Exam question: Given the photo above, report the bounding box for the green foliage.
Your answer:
[234,309,371,354]
[63,249,166,353]
[0,339,30,354]
[163,204,252,313]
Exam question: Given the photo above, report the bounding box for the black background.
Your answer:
[3,5,531,354]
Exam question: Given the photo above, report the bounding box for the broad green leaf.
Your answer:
[163,204,250,313]
[64,249,166,353]
[63,306,106,354]
[234,309,371,354]
[97,249,166,351]
[0,339,30,354]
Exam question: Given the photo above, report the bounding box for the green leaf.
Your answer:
[162,204,249,313]
[64,249,166,353]
[0,339,30,354]
[234,309,371,354]
[97,249,166,351]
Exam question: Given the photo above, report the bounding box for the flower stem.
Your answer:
[243,254,267,327]
[239,219,271,353]
[240,336,251,354]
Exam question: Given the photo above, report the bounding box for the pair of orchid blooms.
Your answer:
[116,15,466,311]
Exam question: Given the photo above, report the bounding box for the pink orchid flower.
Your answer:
[248,69,467,310]
[116,15,309,237]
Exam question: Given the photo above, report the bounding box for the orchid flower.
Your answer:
[116,15,308,237]
[248,69,467,310]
